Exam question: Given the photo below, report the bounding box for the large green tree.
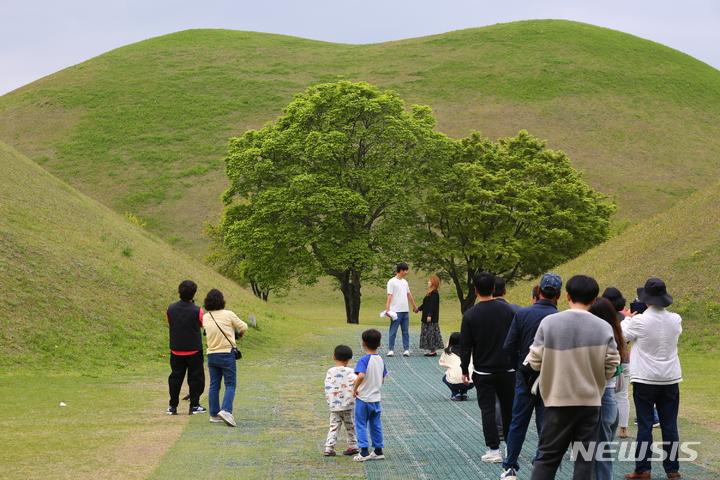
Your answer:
[412,130,616,313]
[216,81,453,323]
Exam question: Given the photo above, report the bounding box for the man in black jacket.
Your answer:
[460,272,516,464]
[166,280,206,415]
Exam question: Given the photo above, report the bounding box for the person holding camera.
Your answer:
[621,278,682,479]
[203,288,248,427]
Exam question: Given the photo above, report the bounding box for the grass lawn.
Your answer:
[0,373,183,479]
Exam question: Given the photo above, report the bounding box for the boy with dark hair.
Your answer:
[460,272,517,464]
[353,329,387,461]
[166,280,206,415]
[525,274,621,480]
[323,345,358,456]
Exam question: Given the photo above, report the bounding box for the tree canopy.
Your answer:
[411,130,616,313]
[213,80,615,321]
[215,81,453,323]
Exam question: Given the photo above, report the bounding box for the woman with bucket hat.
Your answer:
[622,278,682,479]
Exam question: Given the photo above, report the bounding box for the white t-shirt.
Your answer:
[355,354,387,403]
[387,276,410,313]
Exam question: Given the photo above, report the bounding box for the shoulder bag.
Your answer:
[208,311,242,360]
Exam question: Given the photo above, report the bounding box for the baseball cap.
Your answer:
[539,273,562,295]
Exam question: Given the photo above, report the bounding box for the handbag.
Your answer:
[208,312,242,360]
[615,364,627,393]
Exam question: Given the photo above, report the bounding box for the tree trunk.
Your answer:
[449,269,477,314]
[249,280,269,302]
[335,270,362,324]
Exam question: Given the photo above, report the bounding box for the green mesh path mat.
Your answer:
[357,329,715,480]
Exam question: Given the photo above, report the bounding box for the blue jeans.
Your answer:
[594,388,619,480]
[207,352,237,416]
[632,382,680,475]
[388,311,410,351]
[442,375,474,397]
[355,399,384,449]
[503,371,545,471]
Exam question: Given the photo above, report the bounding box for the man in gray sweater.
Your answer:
[525,275,620,480]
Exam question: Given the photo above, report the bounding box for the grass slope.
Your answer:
[0,139,291,373]
[1,20,719,256]
[507,176,720,352]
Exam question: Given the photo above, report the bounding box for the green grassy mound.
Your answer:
[0,140,293,374]
[1,20,719,256]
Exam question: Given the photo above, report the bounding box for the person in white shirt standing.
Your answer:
[622,278,682,480]
[385,262,418,357]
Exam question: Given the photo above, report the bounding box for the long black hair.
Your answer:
[589,296,627,363]
[444,332,461,355]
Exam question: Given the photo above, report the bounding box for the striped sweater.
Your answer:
[526,308,620,407]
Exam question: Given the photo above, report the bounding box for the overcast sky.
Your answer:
[1,0,719,96]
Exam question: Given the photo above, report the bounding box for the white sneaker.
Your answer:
[481,449,503,463]
[501,468,517,480]
[402,350,410,356]
[218,410,236,427]
[209,416,224,423]
[387,350,395,357]
[353,453,373,462]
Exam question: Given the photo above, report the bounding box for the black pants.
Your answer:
[168,351,205,408]
[473,371,516,449]
[530,405,601,480]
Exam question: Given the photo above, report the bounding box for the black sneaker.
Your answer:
[189,405,207,415]
[166,406,178,415]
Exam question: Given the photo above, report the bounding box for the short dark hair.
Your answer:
[602,287,626,312]
[531,285,540,302]
[362,329,382,350]
[396,262,409,273]
[203,288,226,311]
[493,277,507,298]
[473,272,496,297]
[334,345,353,362]
[539,285,561,300]
[178,280,197,301]
[566,275,599,305]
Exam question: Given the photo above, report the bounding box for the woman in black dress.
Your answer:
[418,275,444,356]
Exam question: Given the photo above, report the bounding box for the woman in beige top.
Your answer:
[203,289,248,427]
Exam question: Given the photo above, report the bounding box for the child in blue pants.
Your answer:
[352,329,388,461]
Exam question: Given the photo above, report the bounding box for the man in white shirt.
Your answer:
[385,262,418,357]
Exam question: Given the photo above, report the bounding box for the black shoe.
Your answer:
[189,405,207,415]
[424,352,437,357]
[166,406,178,415]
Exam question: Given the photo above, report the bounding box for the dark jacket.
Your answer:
[418,290,439,323]
[167,300,203,352]
[503,299,558,369]
[460,299,516,375]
